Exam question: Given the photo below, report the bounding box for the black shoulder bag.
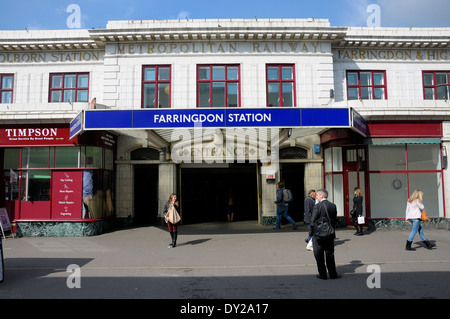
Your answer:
[313,203,335,241]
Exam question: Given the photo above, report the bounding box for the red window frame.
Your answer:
[142,65,172,108]
[423,71,450,100]
[0,74,14,103]
[266,64,296,107]
[196,64,241,108]
[49,73,89,103]
[346,70,387,100]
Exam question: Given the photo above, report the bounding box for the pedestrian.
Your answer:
[273,182,297,230]
[304,189,316,247]
[163,193,181,248]
[405,189,436,251]
[310,188,341,280]
[351,187,364,236]
[226,188,235,222]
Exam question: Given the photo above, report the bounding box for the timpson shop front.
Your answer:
[0,124,116,236]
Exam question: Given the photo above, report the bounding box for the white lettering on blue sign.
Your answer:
[227,113,271,123]
[154,113,224,124]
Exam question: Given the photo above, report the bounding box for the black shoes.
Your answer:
[405,240,415,251]
[423,240,436,250]
[406,240,436,250]
[316,274,341,280]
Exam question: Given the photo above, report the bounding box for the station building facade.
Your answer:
[0,19,449,236]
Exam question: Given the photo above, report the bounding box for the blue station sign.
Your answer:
[79,107,359,130]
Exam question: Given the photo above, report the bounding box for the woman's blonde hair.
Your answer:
[168,193,177,203]
[408,189,423,203]
[354,187,363,197]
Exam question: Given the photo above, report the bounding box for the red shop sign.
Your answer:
[0,126,75,146]
[51,171,82,220]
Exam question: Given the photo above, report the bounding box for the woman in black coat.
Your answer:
[351,187,364,236]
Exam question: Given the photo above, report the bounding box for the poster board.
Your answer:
[0,208,12,239]
[0,236,4,282]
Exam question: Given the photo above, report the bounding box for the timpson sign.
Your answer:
[0,127,72,145]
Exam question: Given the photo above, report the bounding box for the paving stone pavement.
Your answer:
[1,221,449,301]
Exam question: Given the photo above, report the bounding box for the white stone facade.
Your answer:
[1,19,449,226]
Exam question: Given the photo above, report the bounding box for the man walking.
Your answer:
[304,189,316,250]
[273,182,297,230]
[310,188,341,280]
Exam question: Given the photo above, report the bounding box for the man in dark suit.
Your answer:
[310,188,341,280]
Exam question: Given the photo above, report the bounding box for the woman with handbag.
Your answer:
[405,189,435,250]
[163,193,181,248]
[351,187,364,236]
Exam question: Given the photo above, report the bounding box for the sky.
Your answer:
[0,0,450,30]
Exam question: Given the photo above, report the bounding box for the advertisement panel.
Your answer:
[51,171,83,220]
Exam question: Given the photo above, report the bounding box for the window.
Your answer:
[0,74,13,103]
[197,65,240,107]
[347,70,387,100]
[49,73,89,102]
[142,65,171,108]
[266,64,295,107]
[423,71,450,100]
[368,143,443,218]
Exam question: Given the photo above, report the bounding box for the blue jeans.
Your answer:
[407,219,427,242]
[276,205,296,228]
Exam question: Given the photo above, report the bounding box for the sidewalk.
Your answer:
[1,221,449,299]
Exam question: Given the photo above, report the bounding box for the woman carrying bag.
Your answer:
[351,187,364,236]
[405,189,435,251]
[163,193,181,248]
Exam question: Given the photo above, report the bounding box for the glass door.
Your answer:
[343,148,366,223]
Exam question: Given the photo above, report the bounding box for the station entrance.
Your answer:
[279,163,305,223]
[179,163,258,224]
[134,164,159,225]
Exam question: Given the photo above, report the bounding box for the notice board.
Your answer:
[51,171,83,219]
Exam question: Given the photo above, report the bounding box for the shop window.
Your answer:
[423,71,450,100]
[0,74,13,103]
[3,148,20,201]
[369,145,406,171]
[369,173,408,218]
[142,65,171,108]
[347,70,387,100]
[368,143,444,218]
[266,65,295,107]
[3,148,20,169]
[197,65,240,107]
[55,147,79,168]
[105,149,114,170]
[83,146,103,168]
[49,73,89,103]
[407,144,440,170]
[22,147,50,168]
[324,147,344,216]
[408,172,443,218]
[21,170,51,201]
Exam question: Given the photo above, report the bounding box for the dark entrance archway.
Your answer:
[180,163,258,224]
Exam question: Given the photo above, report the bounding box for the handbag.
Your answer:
[421,210,429,221]
[358,216,365,224]
[165,205,181,224]
[313,203,335,241]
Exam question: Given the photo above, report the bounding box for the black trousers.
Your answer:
[312,236,338,278]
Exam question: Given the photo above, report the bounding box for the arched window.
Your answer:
[279,146,308,159]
